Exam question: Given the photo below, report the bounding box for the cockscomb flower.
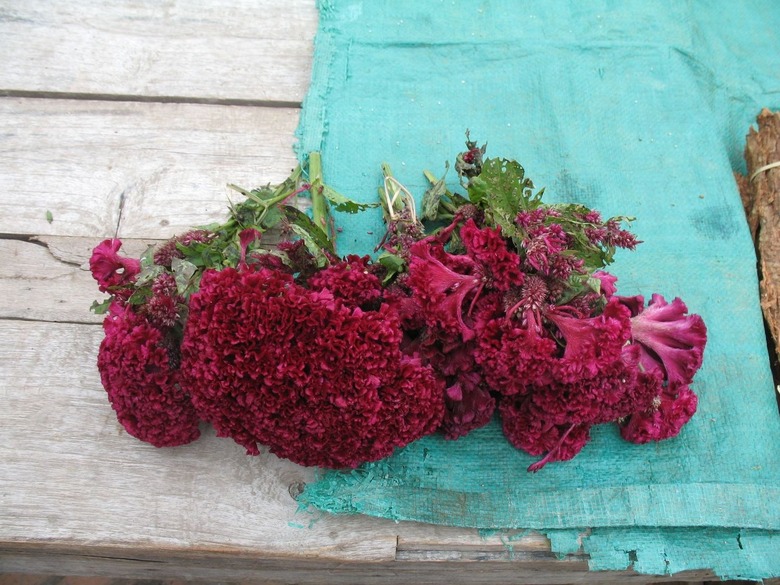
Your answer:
[620,382,699,444]
[460,219,524,291]
[546,297,633,383]
[499,395,592,472]
[601,218,641,250]
[440,372,496,440]
[620,293,707,386]
[593,270,618,297]
[516,210,586,280]
[475,316,558,394]
[307,255,383,309]
[527,345,663,427]
[407,238,484,341]
[90,239,141,293]
[143,273,183,330]
[180,267,444,469]
[97,301,200,448]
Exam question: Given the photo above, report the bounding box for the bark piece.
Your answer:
[737,108,780,364]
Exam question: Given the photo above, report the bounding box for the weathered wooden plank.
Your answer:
[0,547,713,585]
[0,238,106,324]
[0,98,300,239]
[0,0,315,103]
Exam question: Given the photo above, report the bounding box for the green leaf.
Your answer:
[422,165,449,221]
[228,183,274,205]
[171,257,198,295]
[586,275,604,294]
[134,263,165,287]
[282,205,335,256]
[377,252,407,284]
[260,205,283,230]
[127,287,152,306]
[45,210,53,224]
[320,184,378,214]
[378,252,406,271]
[139,244,157,269]
[90,298,112,314]
[469,158,541,237]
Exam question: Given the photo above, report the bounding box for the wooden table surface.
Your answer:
[0,2,756,583]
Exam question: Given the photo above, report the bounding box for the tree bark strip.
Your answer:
[737,108,780,366]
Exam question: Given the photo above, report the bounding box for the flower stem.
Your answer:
[307,152,330,237]
[527,422,577,473]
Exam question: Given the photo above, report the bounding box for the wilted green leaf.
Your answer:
[321,184,378,214]
[422,166,449,221]
[377,252,407,284]
[140,244,157,269]
[134,263,165,287]
[127,287,152,306]
[282,205,335,256]
[90,298,112,314]
[171,257,198,295]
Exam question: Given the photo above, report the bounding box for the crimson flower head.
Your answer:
[180,267,444,469]
[621,294,707,386]
[546,297,633,383]
[440,372,496,440]
[460,219,524,291]
[89,239,141,292]
[98,301,200,448]
[475,316,558,395]
[307,255,383,308]
[620,382,699,444]
[238,227,262,270]
[593,270,618,297]
[407,239,484,341]
[499,395,592,472]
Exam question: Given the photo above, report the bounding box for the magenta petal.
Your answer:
[629,295,707,385]
[90,239,141,292]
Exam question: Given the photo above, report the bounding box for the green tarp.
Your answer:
[294,1,780,579]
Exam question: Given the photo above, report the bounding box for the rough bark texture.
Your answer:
[737,108,780,367]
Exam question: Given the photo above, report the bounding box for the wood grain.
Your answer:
[0,549,719,585]
[0,98,300,240]
[0,0,315,103]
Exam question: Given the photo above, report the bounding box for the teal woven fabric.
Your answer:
[295,1,780,579]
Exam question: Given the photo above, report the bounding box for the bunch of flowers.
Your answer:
[91,142,707,472]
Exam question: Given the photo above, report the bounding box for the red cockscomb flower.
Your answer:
[97,302,200,447]
[440,372,496,440]
[499,395,591,472]
[307,255,383,308]
[460,219,524,291]
[180,267,444,468]
[620,382,699,444]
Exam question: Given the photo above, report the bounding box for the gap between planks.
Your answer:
[0,90,301,109]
